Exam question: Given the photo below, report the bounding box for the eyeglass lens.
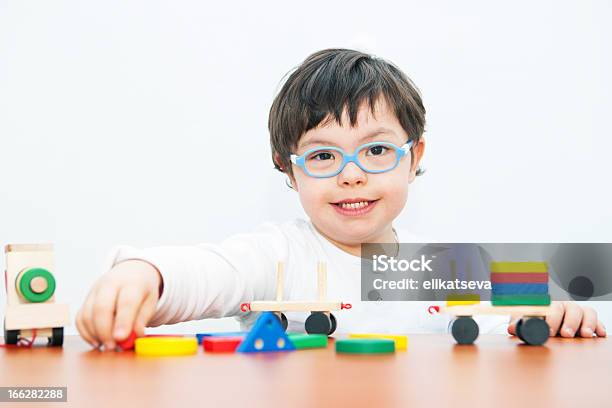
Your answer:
[304,144,399,176]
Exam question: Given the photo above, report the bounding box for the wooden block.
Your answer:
[119,333,186,351]
[348,333,408,350]
[317,262,327,301]
[287,334,328,349]
[5,244,54,253]
[336,339,395,354]
[135,337,198,356]
[117,331,138,350]
[446,294,480,307]
[237,312,295,353]
[490,262,548,273]
[18,328,53,338]
[30,276,49,293]
[247,300,343,312]
[490,272,548,283]
[441,304,554,317]
[5,246,56,306]
[4,303,70,330]
[492,283,548,295]
[196,332,247,344]
[492,294,551,306]
[447,300,481,307]
[202,337,243,353]
[276,262,284,302]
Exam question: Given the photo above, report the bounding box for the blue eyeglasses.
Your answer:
[290,141,413,178]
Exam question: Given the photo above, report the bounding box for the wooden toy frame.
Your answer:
[4,244,70,346]
[240,262,351,335]
[428,304,553,346]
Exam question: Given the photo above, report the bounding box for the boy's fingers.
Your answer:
[507,316,520,335]
[595,321,607,337]
[112,286,146,342]
[80,289,100,345]
[75,310,98,349]
[560,302,583,337]
[92,285,120,350]
[579,307,597,337]
[546,302,565,336]
[133,291,158,337]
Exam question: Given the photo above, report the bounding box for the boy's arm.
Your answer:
[105,224,288,327]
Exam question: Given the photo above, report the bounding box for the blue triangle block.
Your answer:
[237,312,296,353]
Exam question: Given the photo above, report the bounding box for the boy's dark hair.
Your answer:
[269,48,426,177]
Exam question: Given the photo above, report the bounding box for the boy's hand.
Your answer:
[507,301,607,338]
[76,259,163,350]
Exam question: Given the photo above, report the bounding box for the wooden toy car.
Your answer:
[428,304,552,346]
[240,262,351,335]
[3,244,70,346]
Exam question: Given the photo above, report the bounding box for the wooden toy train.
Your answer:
[3,244,70,346]
[429,261,553,346]
[240,262,351,335]
[429,304,551,346]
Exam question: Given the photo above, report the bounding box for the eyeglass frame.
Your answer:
[289,140,414,178]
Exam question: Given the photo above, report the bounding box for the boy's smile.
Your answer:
[288,97,425,255]
[330,197,379,216]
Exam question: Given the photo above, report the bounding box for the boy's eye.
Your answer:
[366,145,390,156]
[307,151,336,161]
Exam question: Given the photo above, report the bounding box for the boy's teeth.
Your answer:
[339,201,370,209]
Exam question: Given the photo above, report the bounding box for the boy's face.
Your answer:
[288,98,425,246]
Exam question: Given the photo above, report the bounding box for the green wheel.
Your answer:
[18,268,56,303]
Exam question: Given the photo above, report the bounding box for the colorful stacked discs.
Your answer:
[491,262,551,306]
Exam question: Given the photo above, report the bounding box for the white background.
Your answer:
[1,0,611,335]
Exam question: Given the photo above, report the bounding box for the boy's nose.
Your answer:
[337,162,367,186]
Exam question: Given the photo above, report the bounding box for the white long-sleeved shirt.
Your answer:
[106,218,509,334]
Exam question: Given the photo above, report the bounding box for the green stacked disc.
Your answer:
[492,294,551,306]
[335,338,395,354]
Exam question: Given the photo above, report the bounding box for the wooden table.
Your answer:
[1,335,610,407]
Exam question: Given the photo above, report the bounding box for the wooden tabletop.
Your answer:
[1,335,610,408]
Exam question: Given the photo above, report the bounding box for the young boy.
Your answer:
[76,48,606,350]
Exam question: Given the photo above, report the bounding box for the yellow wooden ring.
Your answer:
[135,337,198,356]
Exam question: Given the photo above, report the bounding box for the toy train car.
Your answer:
[429,304,552,346]
[3,244,70,346]
[240,262,351,335]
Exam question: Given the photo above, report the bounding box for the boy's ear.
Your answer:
[273,152,284,171]
[408,137,426,182]
[287,174,299,191]
[273,152,299,191]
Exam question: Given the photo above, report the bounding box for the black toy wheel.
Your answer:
[3,320,19,345]
[48,327,64,347]
[451,316,479,345]
[305,312,332,335]
[518,318,549,346]
[329,313,337,335]
[274,313,288,331]
[516,318,526,342]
